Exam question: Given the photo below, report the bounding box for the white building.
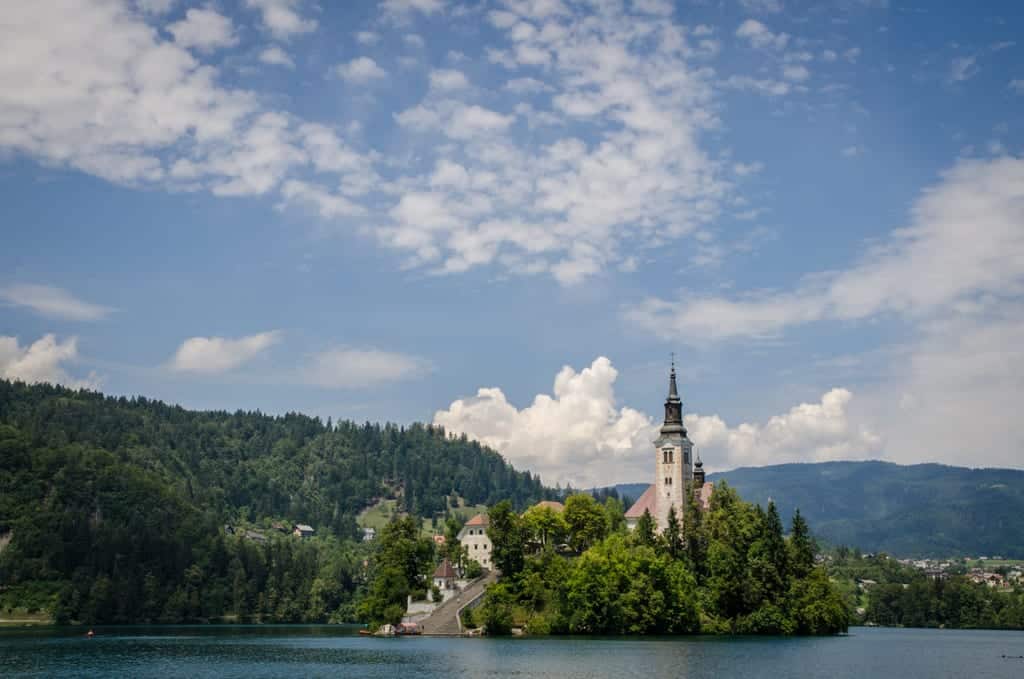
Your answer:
[457,513,492,569]
[625,362,712,532]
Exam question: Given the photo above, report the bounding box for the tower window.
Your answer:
[663,448,674,464]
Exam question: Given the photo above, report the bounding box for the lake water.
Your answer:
[2,625,1023,678]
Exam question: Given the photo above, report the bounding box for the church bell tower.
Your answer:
[653,359,694,531]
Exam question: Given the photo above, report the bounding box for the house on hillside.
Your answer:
[458,513,492,569]
[292,523,315,538]
[433,558,457,591]
[362,527,376,542]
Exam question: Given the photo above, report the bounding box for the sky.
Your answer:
[2,0,1023,488]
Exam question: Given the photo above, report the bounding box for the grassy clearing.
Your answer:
[356,496,489,536]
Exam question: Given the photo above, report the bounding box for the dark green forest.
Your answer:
[0,380,546,623]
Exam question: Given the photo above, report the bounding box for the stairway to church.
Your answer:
[417,571,497,636]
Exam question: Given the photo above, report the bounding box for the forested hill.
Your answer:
[0,380,546,533]
[0,380,547,622]
[612,461,1024,558]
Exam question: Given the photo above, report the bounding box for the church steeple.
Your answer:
[661,357,686,436]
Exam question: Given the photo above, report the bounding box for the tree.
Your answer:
[488,501,526,576]
[564,494,608,553]
[523,504,567,550]
[480,583,515,635]
[788,509,815,579]
[664,506,684,560]
[633,509,657,548]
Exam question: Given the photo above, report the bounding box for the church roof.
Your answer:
[624,484,657,519]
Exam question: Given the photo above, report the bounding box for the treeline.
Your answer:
[828,551,1024,629]
[472,484,848,635]
[0,379,548,623]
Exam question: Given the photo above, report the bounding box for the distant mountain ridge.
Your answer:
[610,461,1024,559]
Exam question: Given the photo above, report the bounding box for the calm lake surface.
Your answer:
[2,625,1023,678]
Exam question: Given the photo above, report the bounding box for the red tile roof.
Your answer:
[624,484,656,518]
[464,513,489,527]
[433,558,456,579]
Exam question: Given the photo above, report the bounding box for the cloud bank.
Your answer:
[0,334,99,389]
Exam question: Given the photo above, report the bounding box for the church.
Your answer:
[625,362,713,532]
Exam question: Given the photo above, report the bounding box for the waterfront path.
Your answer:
[418,571,497,636]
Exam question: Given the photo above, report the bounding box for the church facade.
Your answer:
[625,363,712,532]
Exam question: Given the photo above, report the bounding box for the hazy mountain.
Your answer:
[610,461,1024,558]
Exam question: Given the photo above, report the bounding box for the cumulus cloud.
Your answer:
[627,155,1024,341]
[429,68,469,91]
[0,334,99,388]
[167,8,237,51]
[245,0,317,39]
[303,347,431,388]
[686,388,881,470]
[433,357,883,486]
[0,284,113,321]
[259,46,294,68]
[736,19,789,51]
[335,57,388,83]
[171,331,281,374]
[434,357,656,487]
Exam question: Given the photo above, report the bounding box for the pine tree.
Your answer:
[664,505,684,559]
[789,509,815,579]
[635,509,657,548]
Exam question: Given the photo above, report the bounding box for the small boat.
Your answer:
[358,629,372,636]
[86,629,95,638]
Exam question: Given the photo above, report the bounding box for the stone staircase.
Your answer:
[417,571,497,636]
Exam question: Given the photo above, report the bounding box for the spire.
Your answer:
[661,356,686,436]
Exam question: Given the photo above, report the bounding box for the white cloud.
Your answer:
[739,0,783,13]
[0,284,113,321]
[355,31,380,45]
[1010,79,1024,94]
[259,46,294,68]
[632,0,674,15]
[136,0,175,13]
[335,56,388,82]
[382,0,446,21]
[626,155,1024,341]
[278,179,367,217]
[404,33,425,48]
[734,161,764,176]
[433,357,882,485]
[725,75,791,96]
[429,68,469,91]
[0,334,99,389]
[433,357,656,487]
[841,144,864,157]
[167,8,237,52]
[171,331,281,374]
[686,388,881,470]
[782,64,810,82]
[736,19,789,51]
[379,1,728,283]
[245,0,317,40]
[303,347,431,388]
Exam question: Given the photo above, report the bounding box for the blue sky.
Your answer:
[2,0,1022,487]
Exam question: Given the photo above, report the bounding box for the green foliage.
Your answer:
[828,550,1024,630]
[0,380,546,623]
[355,516,434,629]
[632,509,657,548]
[480,583,515,635]
[563,494,608,553]
[478,481,849,636]
[488,500,526,576]
[522,504,567,549]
